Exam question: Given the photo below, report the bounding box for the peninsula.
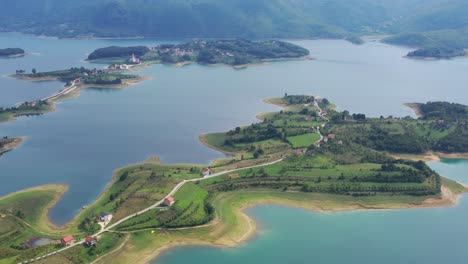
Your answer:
[1,95,467,264]
[0,48,25,58]
[87,39,311,67]
[0,136,23,156]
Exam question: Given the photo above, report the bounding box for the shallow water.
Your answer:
[1,33,468,224]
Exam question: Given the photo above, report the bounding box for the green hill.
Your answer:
[1,0,468,57]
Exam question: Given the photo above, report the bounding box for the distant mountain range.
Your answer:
[1,0,467,56]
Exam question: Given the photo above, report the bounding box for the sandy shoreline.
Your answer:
[134,184,464,264]
[391,151,468,162]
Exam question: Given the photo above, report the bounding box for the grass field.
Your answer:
[115,183,211,231]
[287,133,321,148]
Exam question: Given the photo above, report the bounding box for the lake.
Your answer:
[1,33,468,224]
[154,159,468,264]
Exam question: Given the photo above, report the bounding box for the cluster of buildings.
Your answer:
[108,54,142,70]
[60,235,97,247]
[55,167,214,252]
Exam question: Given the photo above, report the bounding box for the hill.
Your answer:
[0,0,403,38]
[1,0,468,57]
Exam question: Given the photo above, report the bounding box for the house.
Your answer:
[327,133,336,139]
[436,119,445,124]
[74,77,81,83]
[303,117,310,121]
[323,136,329,142]
[338,140,343,145]
[314,142,321,148]
[164,196,175,206]
[296,149,306,155]
[99,212,110,222]
[202,168,211,176]
[60,235,75,246]
[307,126,315,133]
[85,236,97,247]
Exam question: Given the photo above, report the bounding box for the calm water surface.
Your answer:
[154,159,468,264]
[1,33,468,224]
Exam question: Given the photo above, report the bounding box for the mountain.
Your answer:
[0,0,396,38]
[1,0,468,56]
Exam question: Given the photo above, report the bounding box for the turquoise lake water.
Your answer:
[1,33,468,225]
[154,159,468,264]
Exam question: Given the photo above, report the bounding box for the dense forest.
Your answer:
[87,46,150,60]
[419,102,468,122]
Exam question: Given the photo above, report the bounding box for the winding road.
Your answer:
[22,98,329,264]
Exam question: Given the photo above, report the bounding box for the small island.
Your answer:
[87,39,311,67]
[0,48,25,58]
[406,47,466,59]
[1,95,467,264]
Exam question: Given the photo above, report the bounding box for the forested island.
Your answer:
[87,39,310,66]
[406,47,466,59]
[0,48,25,57]
[1,95,466,264]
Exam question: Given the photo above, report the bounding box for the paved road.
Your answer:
[23,98,329,263]
[41,81,77,102]
[21,158,284,263]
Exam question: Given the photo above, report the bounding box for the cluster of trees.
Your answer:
[79,217,101,235]
[433,125,468,152]
[224,124,281,145]
[419,101,468,122]
[407,47,465,59]
[87,46,149,60]
[282,94,315,105]
[0,100,49,114]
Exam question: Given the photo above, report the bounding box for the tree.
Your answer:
[32,68,36,74]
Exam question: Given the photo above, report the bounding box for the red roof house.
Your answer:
[85,236,97,246]
[327,133,336,139]
[164,196,175,206]
[202,168,211,176]
[61,235,75,246]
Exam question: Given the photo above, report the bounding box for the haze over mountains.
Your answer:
[1,0,467,52]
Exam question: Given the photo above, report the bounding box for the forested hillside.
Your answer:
[1,0,468,55]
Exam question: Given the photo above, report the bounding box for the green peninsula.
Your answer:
[87,39,310,66]
[1,95,467,264]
